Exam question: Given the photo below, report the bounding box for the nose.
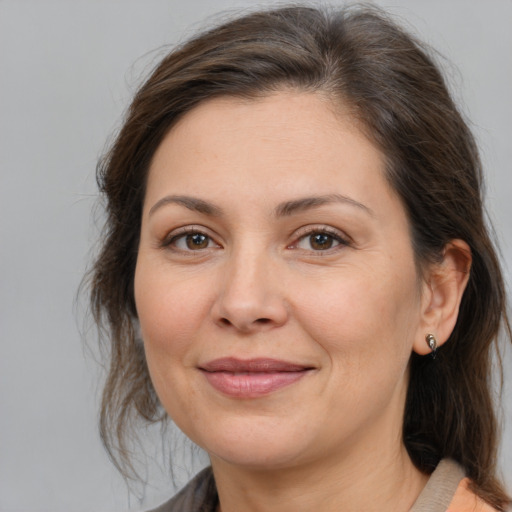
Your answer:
[210,248,289,333]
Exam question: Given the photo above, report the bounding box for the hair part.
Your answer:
[88,4,511,508]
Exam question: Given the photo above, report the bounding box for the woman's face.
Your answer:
[135,92,429,470]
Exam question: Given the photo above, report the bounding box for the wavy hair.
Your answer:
[88,5,511,509]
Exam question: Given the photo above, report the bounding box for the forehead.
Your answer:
[145,92,391,208]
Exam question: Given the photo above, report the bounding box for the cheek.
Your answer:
[290,263,421,362]
[133,260,214,426]
[134,259,211,360]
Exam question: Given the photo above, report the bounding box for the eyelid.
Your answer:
[161,225,222,251]
[288,225,352,251]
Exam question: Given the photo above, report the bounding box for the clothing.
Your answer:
[409,459,499,512]
[149,467,217,512]
[149,459,503,512]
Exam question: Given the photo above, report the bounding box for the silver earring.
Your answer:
[425,334,437,359]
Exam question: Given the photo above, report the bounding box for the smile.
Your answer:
[199,358,314,398]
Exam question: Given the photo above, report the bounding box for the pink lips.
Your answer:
[199,358,313,398]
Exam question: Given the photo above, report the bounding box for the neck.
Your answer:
[211,431,428,512]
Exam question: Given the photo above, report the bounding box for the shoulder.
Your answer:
[411,459,506,512]
[447,479,504,512]
[147,467,217,512]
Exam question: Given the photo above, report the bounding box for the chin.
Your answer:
[209,440,308,471]
[185,414,318,470]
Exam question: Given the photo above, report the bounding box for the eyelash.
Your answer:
[289,226,351,253]
[161,226,351,254]
[161,226,220,253]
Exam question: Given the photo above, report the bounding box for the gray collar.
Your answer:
[410,459,465,512]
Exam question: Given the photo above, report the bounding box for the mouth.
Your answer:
[198,358,315,398]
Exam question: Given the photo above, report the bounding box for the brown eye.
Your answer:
[309,233,334,250]
[293,229,347,252]
[185,233,210,250]
[166,230,219,251]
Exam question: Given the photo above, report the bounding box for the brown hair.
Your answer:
[89,4,511,508]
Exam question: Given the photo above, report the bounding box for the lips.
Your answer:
[199,358,314,398]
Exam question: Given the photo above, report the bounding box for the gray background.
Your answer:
[1,1,510,511]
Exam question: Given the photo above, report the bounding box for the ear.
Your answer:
[413,239,472,355]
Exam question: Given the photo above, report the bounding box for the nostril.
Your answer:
[218,317,272,329]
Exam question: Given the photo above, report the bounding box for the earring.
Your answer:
[425,334,437,359]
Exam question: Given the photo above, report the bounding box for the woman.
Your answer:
[89,5,511,511]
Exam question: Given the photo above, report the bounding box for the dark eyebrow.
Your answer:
[148,193,373,218]
[274,194,374,217]
[148,195,223,217]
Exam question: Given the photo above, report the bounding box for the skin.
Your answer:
[134,92,470,512]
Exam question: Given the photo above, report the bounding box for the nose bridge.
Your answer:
[212,240,287,331]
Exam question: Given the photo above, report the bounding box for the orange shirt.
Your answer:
[150,460,510,512]
[448,478,501,512]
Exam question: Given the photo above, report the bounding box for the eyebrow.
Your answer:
[148,195,224,217]
[148,193,373,218]
[274,194,374,218]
